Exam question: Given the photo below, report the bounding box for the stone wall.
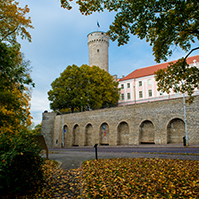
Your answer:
[42,96,199,148]
[41,112,56,148]
[87,31,109,72]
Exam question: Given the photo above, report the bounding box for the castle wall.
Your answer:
[42,96,199,148]
[41,112,57,148]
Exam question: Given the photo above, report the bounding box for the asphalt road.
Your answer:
[48,145,199,170]
[50,146,199,154]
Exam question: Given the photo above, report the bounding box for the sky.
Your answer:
[17,0,199,126]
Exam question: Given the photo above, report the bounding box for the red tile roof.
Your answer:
[119,55,199,81]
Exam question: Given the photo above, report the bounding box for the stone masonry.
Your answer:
[42,96,199,148]
[87,31,109,72]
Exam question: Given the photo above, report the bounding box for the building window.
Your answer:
[127,93,131,99]
[148,89,152,97]
[139,81,142,86]
[148,79,152,85]
[139,91,143,98]
[127,83,130,88]
[121,94,124,101]
[97,49,99,52]
[121,84,124,89]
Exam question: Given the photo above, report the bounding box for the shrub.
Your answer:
[0,130,44,198]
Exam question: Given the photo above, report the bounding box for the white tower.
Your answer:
[87,31,109,72]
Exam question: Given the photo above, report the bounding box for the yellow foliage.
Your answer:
[0,0,33,43]
[0,84,33,135]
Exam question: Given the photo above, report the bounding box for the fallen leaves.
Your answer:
[32,160,81,198]
[18,158,199,198]
[80,158,199,198]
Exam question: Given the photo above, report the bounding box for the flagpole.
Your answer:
[97,21,100,30]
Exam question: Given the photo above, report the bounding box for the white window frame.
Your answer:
[148,79,152,85]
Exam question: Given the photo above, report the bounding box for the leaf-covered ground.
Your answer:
[81,158,199,198]
[26,159,81,198]
[21,158,199,198]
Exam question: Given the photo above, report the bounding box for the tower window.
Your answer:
[97,49,99,52]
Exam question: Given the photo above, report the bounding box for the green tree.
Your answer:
[32,123,42,135]
[155,55,199,103]
[61,0,198,62]
[48,64,119,113]
[61,0,199,101]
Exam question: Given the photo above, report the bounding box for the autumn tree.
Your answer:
[0,0,33,44]
[0,42,34,134]
[0,3,45,197]
[48,64,119,113]
[61,0,199,101]
[0,0,34,133]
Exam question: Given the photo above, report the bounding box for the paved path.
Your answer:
[48,144,199,170]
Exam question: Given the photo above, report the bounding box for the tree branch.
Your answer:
[0,27,18,42]
[183,46,199,70]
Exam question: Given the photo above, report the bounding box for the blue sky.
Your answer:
[18,0,199,125]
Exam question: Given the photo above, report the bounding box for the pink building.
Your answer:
[118,55,199,106]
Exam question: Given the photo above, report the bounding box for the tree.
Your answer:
[0,0,34,134]
[0,42,34,135]
[60,0,199,101]
[61,0,198,62]
[32,123,42,135]
[0,3,45,197]
[155,50,199,103]
[0,0,33,44]
[48,64,119,113]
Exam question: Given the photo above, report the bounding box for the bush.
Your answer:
[0,130,45,198]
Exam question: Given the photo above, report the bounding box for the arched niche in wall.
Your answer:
[85,123,93,146]
[73,124,79,146]
[139,120,155,144]
[167,118,185,144]
[117,121,129,145]
[100,123,109,145]
[64,125,69,147]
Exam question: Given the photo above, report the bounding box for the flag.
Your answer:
[97,21,100,28]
